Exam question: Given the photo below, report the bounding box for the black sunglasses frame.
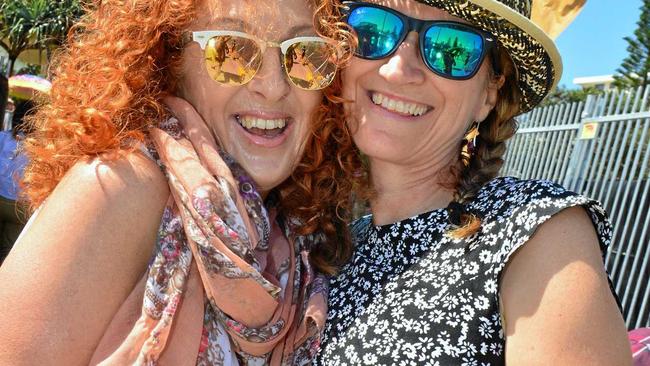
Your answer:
[341,1,499,80]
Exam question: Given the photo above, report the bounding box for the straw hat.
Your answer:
[415,0,562,113]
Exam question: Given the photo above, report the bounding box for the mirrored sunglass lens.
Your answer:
[284,41,337,90]
[347,7,404,59]
[204,35,261,85]
[422,24,484,78]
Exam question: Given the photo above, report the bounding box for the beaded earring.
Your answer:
[460,121,480,167]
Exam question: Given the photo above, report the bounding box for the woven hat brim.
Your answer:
[414,0,563,113]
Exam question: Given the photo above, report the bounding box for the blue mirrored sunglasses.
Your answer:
[342,1,498,80]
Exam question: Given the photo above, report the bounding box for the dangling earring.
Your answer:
[460,121,480,167]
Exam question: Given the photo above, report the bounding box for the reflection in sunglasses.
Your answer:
[206,36,260,85]
[285,44,335,89]
[343,2,494,79]
[423,28,483,75]
[194,30,337,89]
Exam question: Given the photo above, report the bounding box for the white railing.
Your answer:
[502,85,650,329]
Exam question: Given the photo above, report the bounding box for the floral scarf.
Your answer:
[90,116,328,365]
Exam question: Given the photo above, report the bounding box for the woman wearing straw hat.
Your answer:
[317,0,632,364]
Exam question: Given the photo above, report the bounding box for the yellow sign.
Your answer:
[580,122,599,140]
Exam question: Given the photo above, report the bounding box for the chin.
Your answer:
[242,162,291,193]
[353,128,397,158]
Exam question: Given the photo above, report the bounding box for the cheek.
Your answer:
[299,89,322,111]
[294,90,322,136]
[341,68,356,101]
[462,65,495,119]
[341,59,377,100]
[438,78,487,123]
[176,55,235,121]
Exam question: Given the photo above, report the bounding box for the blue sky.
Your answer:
[555,0,642,89]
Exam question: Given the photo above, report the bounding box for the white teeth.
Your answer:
[370,92,429,116]
[407,104,415,115]
[238,116,287,130]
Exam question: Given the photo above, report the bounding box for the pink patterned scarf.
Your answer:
[90,116,328,365]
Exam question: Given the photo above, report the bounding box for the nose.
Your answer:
[247,48,291,102]
[378,32,427,85]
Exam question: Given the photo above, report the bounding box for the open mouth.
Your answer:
[234,114,290,138]
[369,91,432,117]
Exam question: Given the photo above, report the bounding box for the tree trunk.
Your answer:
[8,56,17,77]
[45,44,53,77]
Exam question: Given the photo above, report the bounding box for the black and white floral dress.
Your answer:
[316,177,618,365]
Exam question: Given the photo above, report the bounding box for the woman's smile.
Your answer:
[232,112,293,148]
[368,90,433,118]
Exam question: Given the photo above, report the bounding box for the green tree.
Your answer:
[613,0,650,95]
[32,0,85,62]
[539,85,604,107]
[15,63,41,75]
[0,0,84,76]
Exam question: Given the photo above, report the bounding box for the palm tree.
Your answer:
[0,0,38,75]
[34,0,84,61]
[0,0,84,76]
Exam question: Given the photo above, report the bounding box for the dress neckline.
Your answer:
[352,208,450,265]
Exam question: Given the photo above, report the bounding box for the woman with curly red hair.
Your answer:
[0,0,360,364]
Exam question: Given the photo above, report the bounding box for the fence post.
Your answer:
[563,94,598,191]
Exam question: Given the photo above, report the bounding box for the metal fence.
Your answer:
[502,85,650,329]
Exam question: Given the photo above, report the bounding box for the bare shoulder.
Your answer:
[504,206,605,269]
[64,148,168,200]
[17,149,170,255]
[501,206,632,365]
[0,149,169,365]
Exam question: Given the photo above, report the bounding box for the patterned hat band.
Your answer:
[413,0,562,113]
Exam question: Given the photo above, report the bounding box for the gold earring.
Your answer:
[461,121,480,167]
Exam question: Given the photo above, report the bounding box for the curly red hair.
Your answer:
[22,0,362,274]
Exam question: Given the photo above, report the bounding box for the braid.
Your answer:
[448,47,522,239]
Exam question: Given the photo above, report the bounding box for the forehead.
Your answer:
[191,0,316,35]
[363,0,469,23]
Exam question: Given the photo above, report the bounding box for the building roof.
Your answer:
[573,74,615,86]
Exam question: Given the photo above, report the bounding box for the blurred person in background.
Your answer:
[0,77,30,263]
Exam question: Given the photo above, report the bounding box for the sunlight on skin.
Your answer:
[342,0,501,224]
[177,0,323,196]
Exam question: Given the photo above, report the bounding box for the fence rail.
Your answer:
[502,85,650,329]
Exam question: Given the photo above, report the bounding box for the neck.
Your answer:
[369,156,459,226]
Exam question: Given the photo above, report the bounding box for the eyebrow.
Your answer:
[287,24,315,36]
[214,17,246,27]
[212,17,316,38]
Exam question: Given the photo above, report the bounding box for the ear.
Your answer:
[474,74,505,122]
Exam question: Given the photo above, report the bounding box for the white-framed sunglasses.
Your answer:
[185,30,338,90]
